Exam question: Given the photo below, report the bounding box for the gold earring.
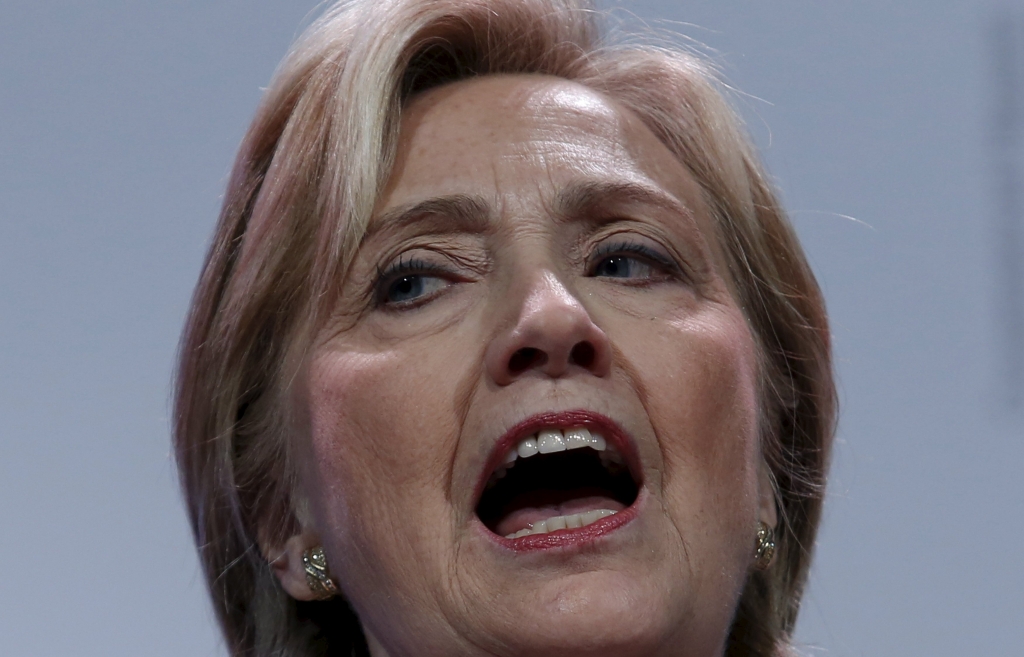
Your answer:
[302,546,339,600]
[754,522,776,570]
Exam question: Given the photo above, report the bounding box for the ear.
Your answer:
[264,533,324,601]
[757,461,779,529]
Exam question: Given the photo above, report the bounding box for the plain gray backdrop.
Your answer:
[2,1,1021,655]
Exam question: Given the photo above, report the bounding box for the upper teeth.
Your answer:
[483,427,626,491]
[510,426,606,461]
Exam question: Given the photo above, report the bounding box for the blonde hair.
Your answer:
[174,0,835,655]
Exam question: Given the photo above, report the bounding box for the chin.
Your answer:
[496,570,685,657]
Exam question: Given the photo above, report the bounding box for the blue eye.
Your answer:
[592,255,655,279]
[589,242,675,281]
[384,274,448,304]
[375,255,456,308]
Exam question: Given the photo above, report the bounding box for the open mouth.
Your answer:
[476,420,641,541]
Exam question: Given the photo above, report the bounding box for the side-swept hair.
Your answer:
[174,1,835,655]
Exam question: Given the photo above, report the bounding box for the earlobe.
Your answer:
[757,461,779,529]
[752,462,779,570]
[266,534,335,601]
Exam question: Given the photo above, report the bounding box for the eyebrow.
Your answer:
[362,179,694,242]
[363,194,492,242]
[555,180,696,225]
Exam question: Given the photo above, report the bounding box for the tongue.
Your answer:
[494,494,626,537]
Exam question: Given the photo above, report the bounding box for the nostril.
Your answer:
[508,347,547,374]
[570,341,596,369]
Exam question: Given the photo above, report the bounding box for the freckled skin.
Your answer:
[297,75,771,657]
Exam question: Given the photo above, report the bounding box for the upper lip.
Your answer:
[472,409,643,510]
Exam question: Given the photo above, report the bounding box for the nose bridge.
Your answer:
[485,261,612,385]
[495,228,576,328]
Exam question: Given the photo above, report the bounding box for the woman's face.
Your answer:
[297,75,773,657]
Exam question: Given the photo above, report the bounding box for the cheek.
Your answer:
[619,305,762,526]
[307,350,449,487]
[300,346,465,579]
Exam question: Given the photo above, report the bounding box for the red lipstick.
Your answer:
[473,409,643,551]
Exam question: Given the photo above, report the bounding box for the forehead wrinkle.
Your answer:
[493,84,628,165]
[503,121,625,168]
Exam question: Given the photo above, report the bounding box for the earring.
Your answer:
[302,546,339,600]
[754,521,776,570]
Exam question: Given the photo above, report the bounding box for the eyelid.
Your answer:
[373,252,470,309]
[375,241,490,280]
[376,254,451,281]
[588,238,682,277]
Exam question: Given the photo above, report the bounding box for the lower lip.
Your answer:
[483,490,644,552]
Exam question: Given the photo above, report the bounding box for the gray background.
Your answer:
[2,1,1021,655]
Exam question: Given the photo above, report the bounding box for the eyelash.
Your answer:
[373,255,454,308]
[588,240,680,278]
[373,239,679,309]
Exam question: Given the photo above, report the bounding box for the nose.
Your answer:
[485,271,612,385]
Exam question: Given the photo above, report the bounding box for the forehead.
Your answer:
[375,74,711,233]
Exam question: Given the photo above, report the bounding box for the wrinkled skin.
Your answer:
[289,75,775,657]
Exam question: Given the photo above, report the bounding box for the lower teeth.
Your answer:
[504,508,617,539]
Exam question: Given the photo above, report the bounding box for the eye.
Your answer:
[591,255,656,279]
[375,255,459,308]
[587,241,677,282]
[384,274,449,304]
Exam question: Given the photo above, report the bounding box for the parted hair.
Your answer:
[173,0,835,655]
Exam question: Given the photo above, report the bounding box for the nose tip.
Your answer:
[485,274,611,385]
